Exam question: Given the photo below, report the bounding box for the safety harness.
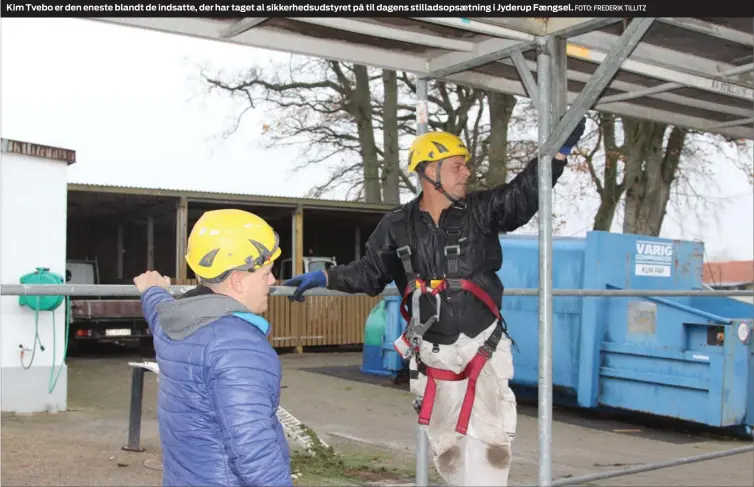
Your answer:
[392,200,512,435]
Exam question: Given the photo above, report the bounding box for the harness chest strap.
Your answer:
[399,278,501,325]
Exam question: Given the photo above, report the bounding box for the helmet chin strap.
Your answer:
[418,160,460,204]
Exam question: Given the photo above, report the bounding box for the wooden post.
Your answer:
[294,205,304,277]
[146,215,154,270]
[116,223,124,280]
[293,205,304,353]
[175,197,188,282]
[354,225,362,260]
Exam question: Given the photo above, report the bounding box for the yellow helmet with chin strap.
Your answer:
[185,209,281,282]
[407,131,470,173]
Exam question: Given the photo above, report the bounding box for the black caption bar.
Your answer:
[2,1,751,17]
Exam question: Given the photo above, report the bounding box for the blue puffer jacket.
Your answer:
[140,286,293,487]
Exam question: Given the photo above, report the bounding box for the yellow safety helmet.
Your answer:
[185,209,281,281]
[407,131,470,173]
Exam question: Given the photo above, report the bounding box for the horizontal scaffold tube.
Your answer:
[549,444,754,486]
[1,284,753,298]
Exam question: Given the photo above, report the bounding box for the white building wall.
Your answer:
[1,138,74,413]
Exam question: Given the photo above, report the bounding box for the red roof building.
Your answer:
[702,260,754,289]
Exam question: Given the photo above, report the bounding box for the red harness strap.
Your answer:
[417,346,492,434]
[401,278,506,435]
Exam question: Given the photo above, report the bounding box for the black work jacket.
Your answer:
[327,157,567,345]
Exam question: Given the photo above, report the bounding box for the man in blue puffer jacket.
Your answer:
[134,208,293,487]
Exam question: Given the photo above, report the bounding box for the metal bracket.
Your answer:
[427,37,538,78]
[540,18,656,158]
[511,50,540,112]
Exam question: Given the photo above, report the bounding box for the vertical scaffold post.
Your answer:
[414,76,430,487]
[536,36,555,487]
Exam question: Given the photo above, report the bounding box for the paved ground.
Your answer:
[2,348,752,486]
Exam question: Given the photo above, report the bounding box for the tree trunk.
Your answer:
[381,70,401,204]
[622,118,686,236]
[592,113,626,231]
[351,65,382,203]
[484,92,517,187]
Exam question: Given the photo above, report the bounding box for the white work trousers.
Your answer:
[409,321,517,486]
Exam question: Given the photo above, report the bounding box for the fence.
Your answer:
[148,278,382,349]
[2,283,753,486]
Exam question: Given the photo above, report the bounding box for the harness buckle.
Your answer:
[445,278,463,291]
[405,289,442,348]
[444,244,461,257]
[478,343,494,360]
[487,328,502,348]
[396,245,412,258]
[397,245,414,274]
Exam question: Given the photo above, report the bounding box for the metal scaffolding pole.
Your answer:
[536,37,555,487]
[414,76,430,487]
[533,19,655,486]
[549,444,754,486]
[2,285,753,298]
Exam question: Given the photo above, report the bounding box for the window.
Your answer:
[308,260,335,273]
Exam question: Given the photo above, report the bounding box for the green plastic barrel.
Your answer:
[363,300,387,347]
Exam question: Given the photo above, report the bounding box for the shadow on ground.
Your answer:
[301,362,749,446]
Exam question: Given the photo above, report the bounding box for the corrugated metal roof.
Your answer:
[67,181,398,213]
[90,17,754,140]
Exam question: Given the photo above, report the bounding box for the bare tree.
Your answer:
[200,57,392,203]
[571,112,753,236]
[199,57,537,204]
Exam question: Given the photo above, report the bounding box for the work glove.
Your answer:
[282,270,327,302]
[558,116,587,156]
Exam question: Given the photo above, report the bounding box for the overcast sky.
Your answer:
[2,18,752,262]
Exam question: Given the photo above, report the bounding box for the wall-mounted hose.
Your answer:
[18,267,70,393]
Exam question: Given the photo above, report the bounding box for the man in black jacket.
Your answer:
[283,119,586,486]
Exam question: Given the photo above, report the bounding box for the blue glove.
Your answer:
[283,271,327,302]
[558,116,587,156]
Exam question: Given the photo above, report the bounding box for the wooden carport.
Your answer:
[66,183,393,350]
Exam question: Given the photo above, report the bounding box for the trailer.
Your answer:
[65,259,150,350]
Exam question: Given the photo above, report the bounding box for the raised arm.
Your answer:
[472,117,586,234]
[473,154,566,233]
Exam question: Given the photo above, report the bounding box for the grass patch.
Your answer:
[292,425,413,486]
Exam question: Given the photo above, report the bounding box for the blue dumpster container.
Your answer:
[362,230,754,430]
